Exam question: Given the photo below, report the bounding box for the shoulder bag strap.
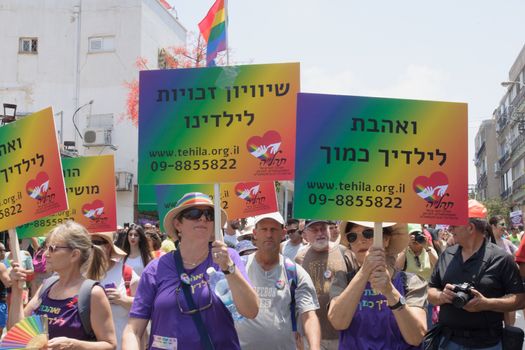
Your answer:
[172,248,215,350]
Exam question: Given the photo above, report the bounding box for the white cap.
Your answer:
[254,212,285,226]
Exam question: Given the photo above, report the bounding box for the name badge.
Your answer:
[152,335,177,350]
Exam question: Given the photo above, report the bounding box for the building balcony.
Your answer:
[475,141,486,160]
[501,187,512,199]
[498,151,510,167]
[477,172,488,188]
[514,174,525,192]
[511,133,525,152]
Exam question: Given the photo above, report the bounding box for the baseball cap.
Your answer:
[408,223,423,234]
[468,199,487,219]
[254,212,285,226]
[304,219,329,229]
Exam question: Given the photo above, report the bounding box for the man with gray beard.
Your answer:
[295,220,353,350]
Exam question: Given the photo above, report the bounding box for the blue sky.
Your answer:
[171,0,525,184]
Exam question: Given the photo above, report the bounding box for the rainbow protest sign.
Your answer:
[155,182,277,231]
[0,108,67,231]
[293,93,468,225]
[17,155,117,237]
[138,63,299,185]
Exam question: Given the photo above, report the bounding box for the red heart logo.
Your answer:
[246,130,282,160]
[235,182,260,201]
[82,199,105,219]
[26,172,50,199]
[412,172,449,202]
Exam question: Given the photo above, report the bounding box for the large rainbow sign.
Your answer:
[0,108,67,231]
[138,63,299,184]
[293,93,468,225]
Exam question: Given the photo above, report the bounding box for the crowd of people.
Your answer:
[1,193,525,350]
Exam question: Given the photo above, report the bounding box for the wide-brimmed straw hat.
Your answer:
[338,220,409,256]
[163,192,228,238]
[90,231,126,259]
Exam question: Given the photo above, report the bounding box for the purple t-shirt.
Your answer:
[36,288,91,340]
[339,272,421,350]
[130,248,249,350]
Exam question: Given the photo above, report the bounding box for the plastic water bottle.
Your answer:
[206,267,244,321]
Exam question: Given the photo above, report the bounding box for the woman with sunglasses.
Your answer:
[122,224,153,276]
[328,221,427,349]
[123,192,259,350]
[91,231,140,350]
[8,221,117,350]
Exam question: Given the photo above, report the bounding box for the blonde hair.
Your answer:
[47,221,107,280]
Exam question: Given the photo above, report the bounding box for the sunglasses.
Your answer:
[47,245,72,253]
[498,222,506,227]
[92,239,109,246]
[346,229,374,243]
[180,208,214,221]
[287,229,301,235]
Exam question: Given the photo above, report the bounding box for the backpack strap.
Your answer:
[122,264,133,296]
[78,279,99,340]
[38,275,60,300]
[283,257,298,332]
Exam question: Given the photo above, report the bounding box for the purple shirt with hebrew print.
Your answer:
[130,248,249,350]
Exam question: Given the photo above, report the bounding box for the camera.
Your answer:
[451,282,474,308]
[412,231,426,244]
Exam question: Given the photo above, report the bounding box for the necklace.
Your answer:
[182,250,209,267]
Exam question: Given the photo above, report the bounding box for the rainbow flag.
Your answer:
[199,0,227,66]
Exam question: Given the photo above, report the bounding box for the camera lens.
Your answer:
[452,291,473,308]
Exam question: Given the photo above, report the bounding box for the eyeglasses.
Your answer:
[92,239,109,246]
[175,282,213,315]
[47,245,72,253]
[346,229,374,243]
[180,208,214,221]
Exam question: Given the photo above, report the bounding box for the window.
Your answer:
[88,36,115,53]
[19,38,38,54]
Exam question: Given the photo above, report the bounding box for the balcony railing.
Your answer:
[511,133,525,152]
[475,141,486,160]
[514,174,525,191]
[501,187,512,199]
[498,151,510,167]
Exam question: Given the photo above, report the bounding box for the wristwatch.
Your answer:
[388,296,406,311]
[222,262,236,275]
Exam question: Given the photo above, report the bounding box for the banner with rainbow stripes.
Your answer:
[138,63,299,185]
[293,93,468,225]
[17,155,117,238]
[0,108,67,232]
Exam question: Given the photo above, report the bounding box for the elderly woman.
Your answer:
[328,221,427,349]
[123,192,259,350]
[9,221,116,350]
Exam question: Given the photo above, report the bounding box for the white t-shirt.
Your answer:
[236,254,319,350]
[100,259,139,350]
[224,230,240,248]
[281,240,303,261]
[125,255,146,276]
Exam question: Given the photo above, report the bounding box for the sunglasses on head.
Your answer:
[180,208,214,221]
[92,239,109,246]
[346,229,374,243]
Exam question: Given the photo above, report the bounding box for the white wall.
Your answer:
[0,0,186,225]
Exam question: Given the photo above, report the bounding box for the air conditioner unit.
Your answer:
[83,128,112,147]
[115,171,133,191]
